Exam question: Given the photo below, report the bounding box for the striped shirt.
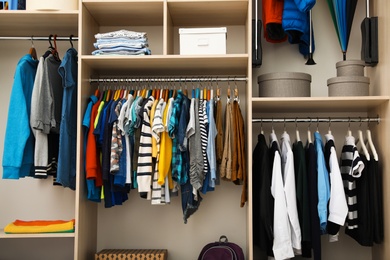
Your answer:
[137,96,155,198]
[199,99,209,181]
[340,135,365,229]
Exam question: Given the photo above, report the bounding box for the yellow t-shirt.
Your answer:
[158,99,173,186]
[93,100,105,129]
[150,99,159,158]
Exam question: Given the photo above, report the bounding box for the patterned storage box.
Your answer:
[95,249,168,260]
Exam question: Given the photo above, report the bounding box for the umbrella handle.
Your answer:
[309,10,312,53]
[306,9,316,65]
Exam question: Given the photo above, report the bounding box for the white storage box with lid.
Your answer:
[179,27,227,55]
[27,0,78,10]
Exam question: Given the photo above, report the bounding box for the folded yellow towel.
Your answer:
[4,220,75,234]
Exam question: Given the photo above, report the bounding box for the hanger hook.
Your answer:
[316,117,319,131]
[348,117,351,129]
[49,34,53,48]
[295,117,298,129]
[284,118,286,131]
[30,36,34,47]
[359,117,362,128]
[69,34,74,48]
[308,117,312,129]
[328,117,331,130]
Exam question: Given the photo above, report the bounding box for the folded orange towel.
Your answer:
[4,219,75,234]
[13,219,75,226]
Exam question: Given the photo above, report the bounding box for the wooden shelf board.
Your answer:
[81,54,249,75]
[167,0,248,26]
[83,1,163,26]
[0,229,75,239]
[0,10,78,37]
[82,0,247,26]
[252,96,390,113]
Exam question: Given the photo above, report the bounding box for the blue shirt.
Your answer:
[314,131,331,233]
[207,99,217,188]
[57,48,78,190]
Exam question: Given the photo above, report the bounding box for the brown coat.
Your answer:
[232,101,247,207]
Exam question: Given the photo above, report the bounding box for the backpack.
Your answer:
[198,235,245,260]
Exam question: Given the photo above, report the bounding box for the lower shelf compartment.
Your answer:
[0,229,75,239]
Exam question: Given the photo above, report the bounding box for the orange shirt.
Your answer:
[86,101,103,187]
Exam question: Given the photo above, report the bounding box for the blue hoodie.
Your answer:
[2,54,38,179]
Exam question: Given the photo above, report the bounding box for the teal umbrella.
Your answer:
[327,0,358,60]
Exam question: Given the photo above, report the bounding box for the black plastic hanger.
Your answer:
[43,34,54,59]
[69,34,74,48]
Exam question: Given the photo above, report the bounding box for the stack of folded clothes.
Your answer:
[4,219,75,234]
[92,29,151,55]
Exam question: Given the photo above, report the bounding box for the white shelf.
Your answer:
[82,54,249,75]
[82,0,248,27]
[0,10,78,37]
[0,229,75,239]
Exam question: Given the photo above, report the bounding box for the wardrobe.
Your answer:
[0,1,389,260]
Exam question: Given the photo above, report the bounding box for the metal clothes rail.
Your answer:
[89,76,248,84]
[252,117,380,124]
[0,36,78,41]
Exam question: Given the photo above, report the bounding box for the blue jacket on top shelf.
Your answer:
[282,0,316,56]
